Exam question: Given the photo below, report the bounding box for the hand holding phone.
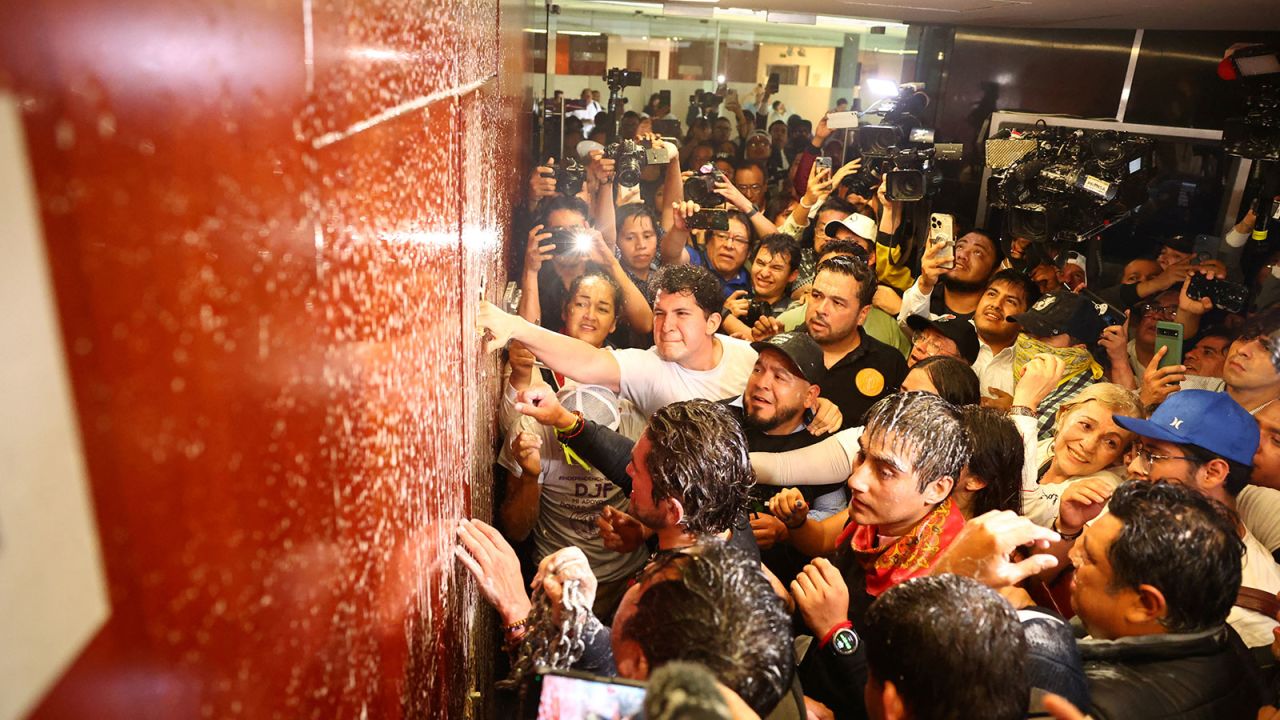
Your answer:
[930,213,956,270]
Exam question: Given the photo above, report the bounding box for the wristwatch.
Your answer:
[830,626,860,656]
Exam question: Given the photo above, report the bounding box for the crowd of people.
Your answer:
[459,87,1280,719]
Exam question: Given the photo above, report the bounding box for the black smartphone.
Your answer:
[686,209,730,231]
[522,668,647,719]
[766,72,780,94]
[659,89,671,109]
[1187,273,1248,314]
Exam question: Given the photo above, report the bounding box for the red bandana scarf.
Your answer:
[837,499,966,597]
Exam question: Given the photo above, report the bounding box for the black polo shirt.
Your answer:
[818,328,908,429]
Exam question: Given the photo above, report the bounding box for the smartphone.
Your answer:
[658,89,671,109]
[725,88,739,106]
[766,72,780,94]
[1187,273,1248,314]
[686,209,730,231]
[523,668,646,720]
[815,156,833,172]
[826,111,859,130]
[1155,321,1184,369]
[929,213,956,269]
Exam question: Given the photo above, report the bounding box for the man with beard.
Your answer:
[728,333,849,578]
[898,229,1003,322]
[804,256,908,429]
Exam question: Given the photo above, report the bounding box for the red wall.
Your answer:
[1,0,524,716]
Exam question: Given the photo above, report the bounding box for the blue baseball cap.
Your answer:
[1113,390,1259,466]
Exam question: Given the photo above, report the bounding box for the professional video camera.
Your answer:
[605,138,672,187]
[602,67,643,136]
[1219,44,1280,161]
[847,84,962,202]
[986,126,1154,244]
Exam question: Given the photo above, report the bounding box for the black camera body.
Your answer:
[853,85,960,202]
[683,165,725,207]
[1221,44,1280,161]
[604,68,642,91]
[541,226,590,257]
[987,127,1153,244]
[543,157,587,197]
[743,299,774,328]
[606,138,671,187]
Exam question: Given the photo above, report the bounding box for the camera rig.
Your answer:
[847,84,962,202]
[985,125,1154,244]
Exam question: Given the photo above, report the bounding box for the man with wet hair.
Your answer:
[510,393,759,557]
[609,539,796,716]
[862,574,1030,720]
[768,392,972,718]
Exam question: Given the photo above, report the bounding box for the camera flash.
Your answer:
[573,233,593,251]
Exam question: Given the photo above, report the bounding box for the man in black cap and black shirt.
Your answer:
[906,314,981,367]
[804,256,908,429]
[723,332,849,579]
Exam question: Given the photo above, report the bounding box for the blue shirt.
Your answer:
[687,245,750,300]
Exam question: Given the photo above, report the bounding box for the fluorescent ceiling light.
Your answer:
[766,11,816,24]
[664,3,715,17]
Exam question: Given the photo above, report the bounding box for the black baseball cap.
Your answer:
[1010,290,1107,345]
[906,314,980,364]
[752,332,825,386]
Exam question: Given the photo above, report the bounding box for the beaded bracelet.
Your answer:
[556,411,586,440]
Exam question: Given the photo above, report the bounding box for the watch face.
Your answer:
[831,628,859,656]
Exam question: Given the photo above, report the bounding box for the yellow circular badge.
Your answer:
[855,368,885,397]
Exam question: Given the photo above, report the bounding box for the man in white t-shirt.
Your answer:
[478,264,764,418]
[1114,389,1280,648]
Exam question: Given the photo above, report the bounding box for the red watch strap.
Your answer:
[818,620,853,649]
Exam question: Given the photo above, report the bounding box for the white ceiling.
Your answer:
[586,0,1280,31]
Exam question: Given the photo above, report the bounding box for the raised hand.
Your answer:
[597,505,647,553]
[752,315,785,341]
[723,289,751,318]
[767,487,810,529]
[1140,345,1186,407]
[514,386,577,429]
[455,518,533,625]
[791,558,850,637]
[1057,477,1116,536]
[1012,354,1066,412]
[931,510,1060,588]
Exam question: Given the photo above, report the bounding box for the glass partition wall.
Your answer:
[525,0,914,138]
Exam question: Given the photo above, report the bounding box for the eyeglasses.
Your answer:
[1128,444,1201,473]
[735,183,764,192]
[1136,302,1177,318]
[711,231,750,246]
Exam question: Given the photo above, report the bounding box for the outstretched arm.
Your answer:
[478,301,623,391]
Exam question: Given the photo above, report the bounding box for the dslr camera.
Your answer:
[542,157,586,197]
[1220,44,1280,161]
[681,164,729,231]
[606,138,672,187]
